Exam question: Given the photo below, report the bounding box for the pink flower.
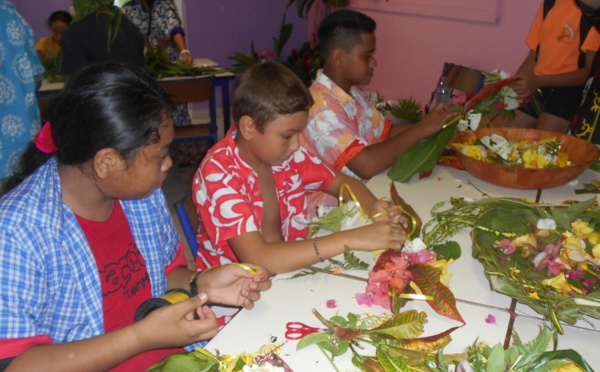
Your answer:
[326,299,338,308]
[546,258,566,276]
[356,293,373,307]
[497,239,516,256]
[485,314,496,324]
[509,311,517,319]
[372,291,391,309]
[494,100,507,110]
[406,250,437,265]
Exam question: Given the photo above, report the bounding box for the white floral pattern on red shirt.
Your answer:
[193,128,335,270]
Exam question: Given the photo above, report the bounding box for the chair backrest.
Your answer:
[173,192,200,259]
[160,76,213,104]
[160,76,218,147]
[443,62,485,94]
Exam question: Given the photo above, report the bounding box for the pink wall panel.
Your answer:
[343,0,540,106]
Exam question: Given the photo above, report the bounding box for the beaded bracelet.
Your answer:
[313,237,324,262]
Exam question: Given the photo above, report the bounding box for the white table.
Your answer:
[206,166,600,370]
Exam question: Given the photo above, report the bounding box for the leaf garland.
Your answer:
[297,310,591,371]
[469,197,600,332]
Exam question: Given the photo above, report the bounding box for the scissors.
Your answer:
[285,322,329,340]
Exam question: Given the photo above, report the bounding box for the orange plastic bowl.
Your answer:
[449,128,600,189]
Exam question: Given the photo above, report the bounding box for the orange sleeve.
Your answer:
[380,118,393,142]
[333,139,366,171]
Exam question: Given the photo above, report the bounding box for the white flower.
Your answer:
[457,118,469,132]
[536,218,556,230]
[466,112,482,130]
[481,134,513,160]
[496,69,511,80]
[403,237,427,253]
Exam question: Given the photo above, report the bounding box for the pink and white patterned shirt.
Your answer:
[192,128,335,270]
[300,70,392,212]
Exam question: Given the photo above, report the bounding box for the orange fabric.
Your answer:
[526,0,600,75]
[380,118,393,142]
[333,140,366,171]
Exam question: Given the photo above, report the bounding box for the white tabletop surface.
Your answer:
[206,165,600,371]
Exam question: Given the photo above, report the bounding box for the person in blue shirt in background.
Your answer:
[0,0,44,181]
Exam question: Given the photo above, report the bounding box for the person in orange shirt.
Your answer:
[35,10,72,62]
[493,0,600,133]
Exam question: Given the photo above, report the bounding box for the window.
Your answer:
[349,0,498,23]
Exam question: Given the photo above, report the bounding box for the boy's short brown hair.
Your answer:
[318,9,376,63]
[232,62,313,132]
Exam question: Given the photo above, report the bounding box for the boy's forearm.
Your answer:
[6,327,144,372]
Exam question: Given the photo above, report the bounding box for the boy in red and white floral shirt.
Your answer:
[192,62,408,275]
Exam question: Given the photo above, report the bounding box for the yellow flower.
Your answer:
[593,244,600,259]
[571,220,594,237]
[529,292,540,299]
[522,148,548,168]
[512,233,537,258]
[541,272,576,294]
[427,259,453,286]
[557,362,586,372]
[556,152,569,167]
[462,145,486,160]
[562,236,589,265]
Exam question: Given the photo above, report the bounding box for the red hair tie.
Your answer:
[33,121,57,154]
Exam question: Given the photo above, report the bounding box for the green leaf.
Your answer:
[387,116,461,183]
[431,241,461,261]
[364,310,426,339]
[510,326,552,368]
[531,349,595,372]
[589,159,600,172]
[377,345,410,372]
[341,246,369,270]
[146,352,219,372]
[296,332,331,351]
[485,344,506,372]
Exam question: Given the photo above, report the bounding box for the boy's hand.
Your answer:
[197,264,272,309]
[419,103,456,136]
[133,294,218,350]
[371,200,409,229]
[511,74,538,97]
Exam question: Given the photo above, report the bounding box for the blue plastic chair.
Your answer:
[173,192,200,258]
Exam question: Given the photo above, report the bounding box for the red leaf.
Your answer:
[408,264,465,323]
[462,77,518,114]
[390,183,422,238]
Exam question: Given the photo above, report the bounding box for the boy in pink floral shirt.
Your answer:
[193,62,408,275]
[300,10,454,212]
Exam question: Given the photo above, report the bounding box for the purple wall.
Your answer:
[14,0,310,69]
[184,0,310,68]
